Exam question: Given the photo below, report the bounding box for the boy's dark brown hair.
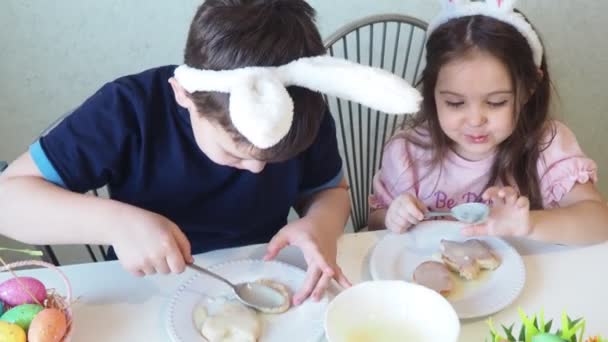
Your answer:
[406,13,552,209]
[184,0,326,162]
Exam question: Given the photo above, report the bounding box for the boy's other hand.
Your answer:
[263,217,351,305]
[112,212,193,276]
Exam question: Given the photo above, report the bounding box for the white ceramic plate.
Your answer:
[369,220,526,319]
[167,259,327,342]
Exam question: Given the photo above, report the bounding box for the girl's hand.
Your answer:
[462,186,532,237]
[385,193,427,233]
[112,212,193,276]
[263,217,351,305]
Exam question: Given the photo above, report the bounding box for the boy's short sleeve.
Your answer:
[31,82,140,193]
[298,110,343,198]
[538,121,598,208]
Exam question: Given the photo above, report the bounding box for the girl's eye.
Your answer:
[446,101,464,108]
[488,100,508,107]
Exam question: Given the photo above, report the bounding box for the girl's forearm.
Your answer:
[368,209,388,231]
[529,200,608,245]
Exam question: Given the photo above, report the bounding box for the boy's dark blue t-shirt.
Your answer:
[30,66,343,254]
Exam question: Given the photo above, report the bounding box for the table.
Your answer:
[1,231,606,341]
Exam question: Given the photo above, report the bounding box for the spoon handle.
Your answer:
[425,211,453,218]
[187,263,236,291]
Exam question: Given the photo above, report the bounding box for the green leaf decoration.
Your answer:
[487,309,601,342]
[502,323,517,341]
[545,320,553,334]
[519,308,541,342]
[539,310,546,333]
[0,247,43,256]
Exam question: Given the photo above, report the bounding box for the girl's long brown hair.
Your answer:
[408,14,554,209]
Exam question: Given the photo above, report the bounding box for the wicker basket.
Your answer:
[0,260,73,341]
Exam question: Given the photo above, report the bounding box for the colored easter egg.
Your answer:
[0,304,44,332]
[0,321,26,342]
[532,333,568,342]
[0,301,4,315]
[28,308,68,342]
[0,277,47,307]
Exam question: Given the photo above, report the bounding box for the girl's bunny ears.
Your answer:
[174,56,422,149]
[429,0,543,67]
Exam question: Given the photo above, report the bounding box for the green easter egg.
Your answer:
[0,304,44,332]
[532,333,568,342]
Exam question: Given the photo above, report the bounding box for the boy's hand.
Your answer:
[385,193,427,233]
[462,186,532,237]
[112,212,193,276]
[263,217,351,305]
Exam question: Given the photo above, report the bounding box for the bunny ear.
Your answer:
[229,71,294,149]
[279,56,422,115]
[175,65,295,148]
[501,0,518,10]
[439,0,470,9]
[438,0,451,9]
[487,0,517,10]
[175,55,422,149]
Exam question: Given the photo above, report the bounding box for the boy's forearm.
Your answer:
[528,200,608,245]
[0,176,147,245]
[298,187,350,238]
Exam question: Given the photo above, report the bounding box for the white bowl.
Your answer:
[325,281,460,342]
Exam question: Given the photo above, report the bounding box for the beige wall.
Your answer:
[1,0,607,263]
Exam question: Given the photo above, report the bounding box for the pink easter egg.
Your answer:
[0,277,47,307]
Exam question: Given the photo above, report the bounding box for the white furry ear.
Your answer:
[279,56,422,115]
[174,56,422,149]
[175,66,295,148]
[229,70,294,149]
[439,0,470,9]
[487,0,517,11]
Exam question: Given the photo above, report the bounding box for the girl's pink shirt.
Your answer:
[370,121,597,211]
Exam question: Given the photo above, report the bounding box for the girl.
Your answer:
[369,0,608,245]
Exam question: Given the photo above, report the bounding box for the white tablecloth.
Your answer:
[1,231,606,341]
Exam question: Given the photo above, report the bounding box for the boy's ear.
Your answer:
[169,77,194,109]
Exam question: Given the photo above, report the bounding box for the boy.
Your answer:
[0,0,419,304]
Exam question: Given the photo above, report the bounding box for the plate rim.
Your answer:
[368,221,526,319]
[166,258,327,342]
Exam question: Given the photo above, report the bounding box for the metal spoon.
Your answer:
[187,263,287,312]
[425,202,490,224]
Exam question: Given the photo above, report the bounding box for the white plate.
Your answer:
[369,220,526,319]
[166,259,327,342]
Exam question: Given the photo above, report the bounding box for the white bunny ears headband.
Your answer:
[174,56,422,148]
[427,0,543,67]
